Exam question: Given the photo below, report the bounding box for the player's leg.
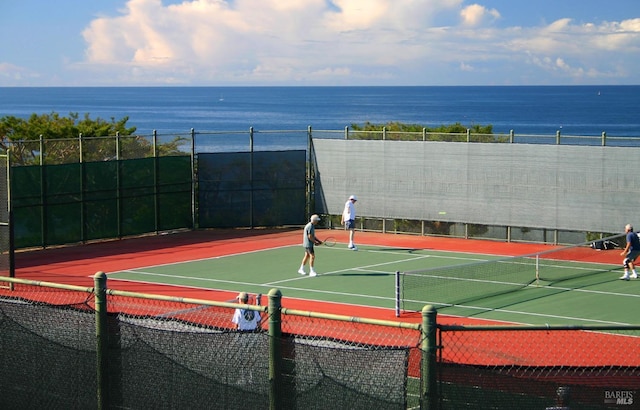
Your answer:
[309,252,317,276]
[630,254,639,278]
[621,257,631,280]
[347,219,357,250]
[299,249,310,275]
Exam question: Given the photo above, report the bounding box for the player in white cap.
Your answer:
[341,195,358,250]
[299,214,322,276]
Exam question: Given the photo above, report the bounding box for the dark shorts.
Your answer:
[304,245,315,254]
[624,250,640,266]
[345,219,355,230]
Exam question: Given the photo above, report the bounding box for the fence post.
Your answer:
[421,305,437,410]
[190,128,196,229]
[395,271,400,317]
[249,127,254,228]
[307,126,313,220]
[268,288,282,410]
[94,271,108,410]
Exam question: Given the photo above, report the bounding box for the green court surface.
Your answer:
[108,243,640,326]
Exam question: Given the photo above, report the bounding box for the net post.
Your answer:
[395,271,400,317]
[421,305,438,410]
[535,255,540,285]
[94,271,108,410]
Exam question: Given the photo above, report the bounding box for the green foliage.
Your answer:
[0,112,186,165]
[349,121,506,143]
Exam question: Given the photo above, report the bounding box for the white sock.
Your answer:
[299,265,305,271]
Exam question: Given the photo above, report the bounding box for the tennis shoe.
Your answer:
[631,273,638,279]
[620,274,630,281]
[298,269,306,275]
[309,270,317,277]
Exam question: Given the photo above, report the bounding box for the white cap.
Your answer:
[237,292,248,302]
[349,195,357,201]
[310,214,321,222]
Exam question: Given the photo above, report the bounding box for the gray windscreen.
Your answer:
[313,139,634,233]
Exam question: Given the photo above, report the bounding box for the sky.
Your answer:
[1,0,639,87]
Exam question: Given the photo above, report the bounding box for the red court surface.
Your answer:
[11,229,640,372]
[14,228,621,324]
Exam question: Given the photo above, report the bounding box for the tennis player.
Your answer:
[341,194,358,250]
[299,214,322,277]
[232,292,261,331]
[620,224,640,280]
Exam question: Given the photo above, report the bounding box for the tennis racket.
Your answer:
[322,237,336,247]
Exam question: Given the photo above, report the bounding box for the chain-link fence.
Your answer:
[0,275,423,410]
[1,274,638,409]
[437,324,640,409]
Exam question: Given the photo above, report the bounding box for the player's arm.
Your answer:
[307,231,320,245]
[621,244,631,255]
[621,238,631,255]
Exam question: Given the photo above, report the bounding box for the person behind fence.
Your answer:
[298,214,322,277]
[232,292,261,331]
[619,224,640,280]
[341,194,358,250]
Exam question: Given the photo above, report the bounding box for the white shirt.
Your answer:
[343,199,356,221]
[232,308,261,331]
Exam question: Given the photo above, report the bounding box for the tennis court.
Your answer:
[24,228,635,327]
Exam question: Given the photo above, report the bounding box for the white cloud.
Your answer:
[460,4,500,27]
[0,63,40,82]
[72,0,640,85]
[459,62,474,72]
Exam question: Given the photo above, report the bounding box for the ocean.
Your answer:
[1,85,639,151]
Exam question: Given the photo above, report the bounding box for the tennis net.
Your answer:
[395,234,623,316]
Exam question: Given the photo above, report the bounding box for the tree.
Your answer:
[0,112,186,165]
[349,121,507,143]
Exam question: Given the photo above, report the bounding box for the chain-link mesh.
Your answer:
[0,282,97,409]
[0,154,10,278]
[280,312,423,409]
[438,326,640,409]
[11,155,192,248]
[2,276,638,410]
[197,151,306,228]
[0,279,423,410]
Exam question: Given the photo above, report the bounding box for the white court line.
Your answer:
[110,269,633,326]
[108,247,633,326]
[267,254,432,285]
[412,300,636,326]
[107,244,299,272]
